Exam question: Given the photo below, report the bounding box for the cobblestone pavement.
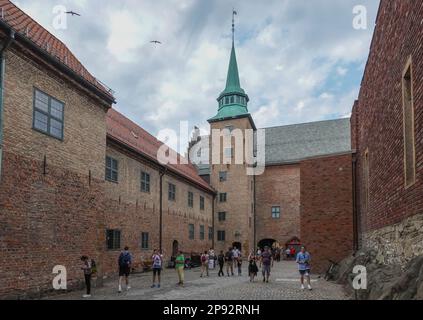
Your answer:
[50,261,349,300]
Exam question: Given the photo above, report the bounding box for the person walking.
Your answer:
[237,253,242,276]
[118,246,132,293]
[296,246,312,291]
[80,256,92,298]
[151,249,163,288]
[248,251,259,282]
[175,251,185,287]
[225,248,234,276]
[285,247,291,260]
[217,250,225,277]
[260,246,274,283]
[200,251,210,277]
[290,247,296,260]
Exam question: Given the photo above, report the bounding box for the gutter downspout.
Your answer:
[253,174,256,251]
[0,30,15,183]
[352,154,359,252]
[212,193,216,249]
[159,168,167,252]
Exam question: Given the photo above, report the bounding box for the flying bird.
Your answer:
[150,40,162,45]
[65,11,81,16]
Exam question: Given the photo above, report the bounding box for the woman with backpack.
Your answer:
[151,249,163,288]
[118,247,132,293]
[200,251,209,277]
[80,256,92,298]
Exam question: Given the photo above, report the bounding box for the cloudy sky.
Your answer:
[14,0,379,147]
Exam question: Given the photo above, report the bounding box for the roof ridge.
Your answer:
[262,117,350,130]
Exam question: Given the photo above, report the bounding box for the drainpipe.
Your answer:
[352,154,359,252]
[0,30,15,182]
[212,193,216,249]
[159,168,167,252]
[253,174,257,251]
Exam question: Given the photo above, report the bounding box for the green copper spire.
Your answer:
[208,10,250,123]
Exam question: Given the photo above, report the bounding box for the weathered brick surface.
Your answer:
[102,141,214,275]
[255,165,300,247]
[300,154,354,273]
[0,48,109,298]
[353,0,423,240]
[209,118,255,254]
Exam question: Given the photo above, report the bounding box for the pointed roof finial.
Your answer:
[232,9,237,44]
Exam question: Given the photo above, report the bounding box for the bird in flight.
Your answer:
[65,11,81,16]
[150,40,162,45]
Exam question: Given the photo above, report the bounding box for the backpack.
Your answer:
[91,259,97,274]
[153,254,162,268]
[119,252,131,267]
[201,255,207,263]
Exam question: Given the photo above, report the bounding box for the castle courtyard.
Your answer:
[47,261,348,301]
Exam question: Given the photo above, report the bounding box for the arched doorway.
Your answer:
[172,240,179,257]
[258,239,276,249]
[232,242,242,251]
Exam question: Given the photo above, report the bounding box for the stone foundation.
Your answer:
[363,213,423,268]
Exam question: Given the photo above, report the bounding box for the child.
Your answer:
[248,255,259,282]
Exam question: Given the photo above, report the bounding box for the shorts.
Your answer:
[299,269,311,276]
[153,268,162,276]
[119,265,130,277]
[262,264,271,276]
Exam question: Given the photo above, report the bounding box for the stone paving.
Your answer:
[49,261,349,300]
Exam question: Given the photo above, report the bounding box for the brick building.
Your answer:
[351,0,423,266]
[191,36,354,272]
[0,1,214,299]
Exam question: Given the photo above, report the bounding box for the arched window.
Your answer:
[230,96,234,104]
[225,97,229,105]
[236,96,240,104]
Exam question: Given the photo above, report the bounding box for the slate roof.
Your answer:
[264,118,352,165]
[191,118,351,174]
[0,0,114,101]
[107,109,215,193]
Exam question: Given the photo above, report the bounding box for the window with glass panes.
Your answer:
[141,232,149,249]
[272,206,281,219]
[106,229,121,250]
[189,224,195,240]
[141,171,150,193]
[168,183,176,201]
[33,88,64,140]
[200,196,205,210]
[188,192,194,207]
[217,231,225,241]
[200,225,205,240]
[106,156,118,183]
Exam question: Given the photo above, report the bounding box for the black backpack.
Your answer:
[91,259,97,274]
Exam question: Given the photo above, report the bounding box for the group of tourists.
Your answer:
[79,245,313,298]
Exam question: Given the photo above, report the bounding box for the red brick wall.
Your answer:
[0,151,105,299]
[354,0,423,234]
[255,165,300,247]
[300,154,354,273]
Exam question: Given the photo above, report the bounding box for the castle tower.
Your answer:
[208,13,256,254]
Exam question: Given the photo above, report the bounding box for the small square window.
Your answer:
[272,206,281,219]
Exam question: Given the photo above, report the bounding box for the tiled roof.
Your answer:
[0,0,114,100]
[106,109,215,193]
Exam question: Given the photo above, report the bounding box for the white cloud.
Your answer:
[13,0,380,142]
